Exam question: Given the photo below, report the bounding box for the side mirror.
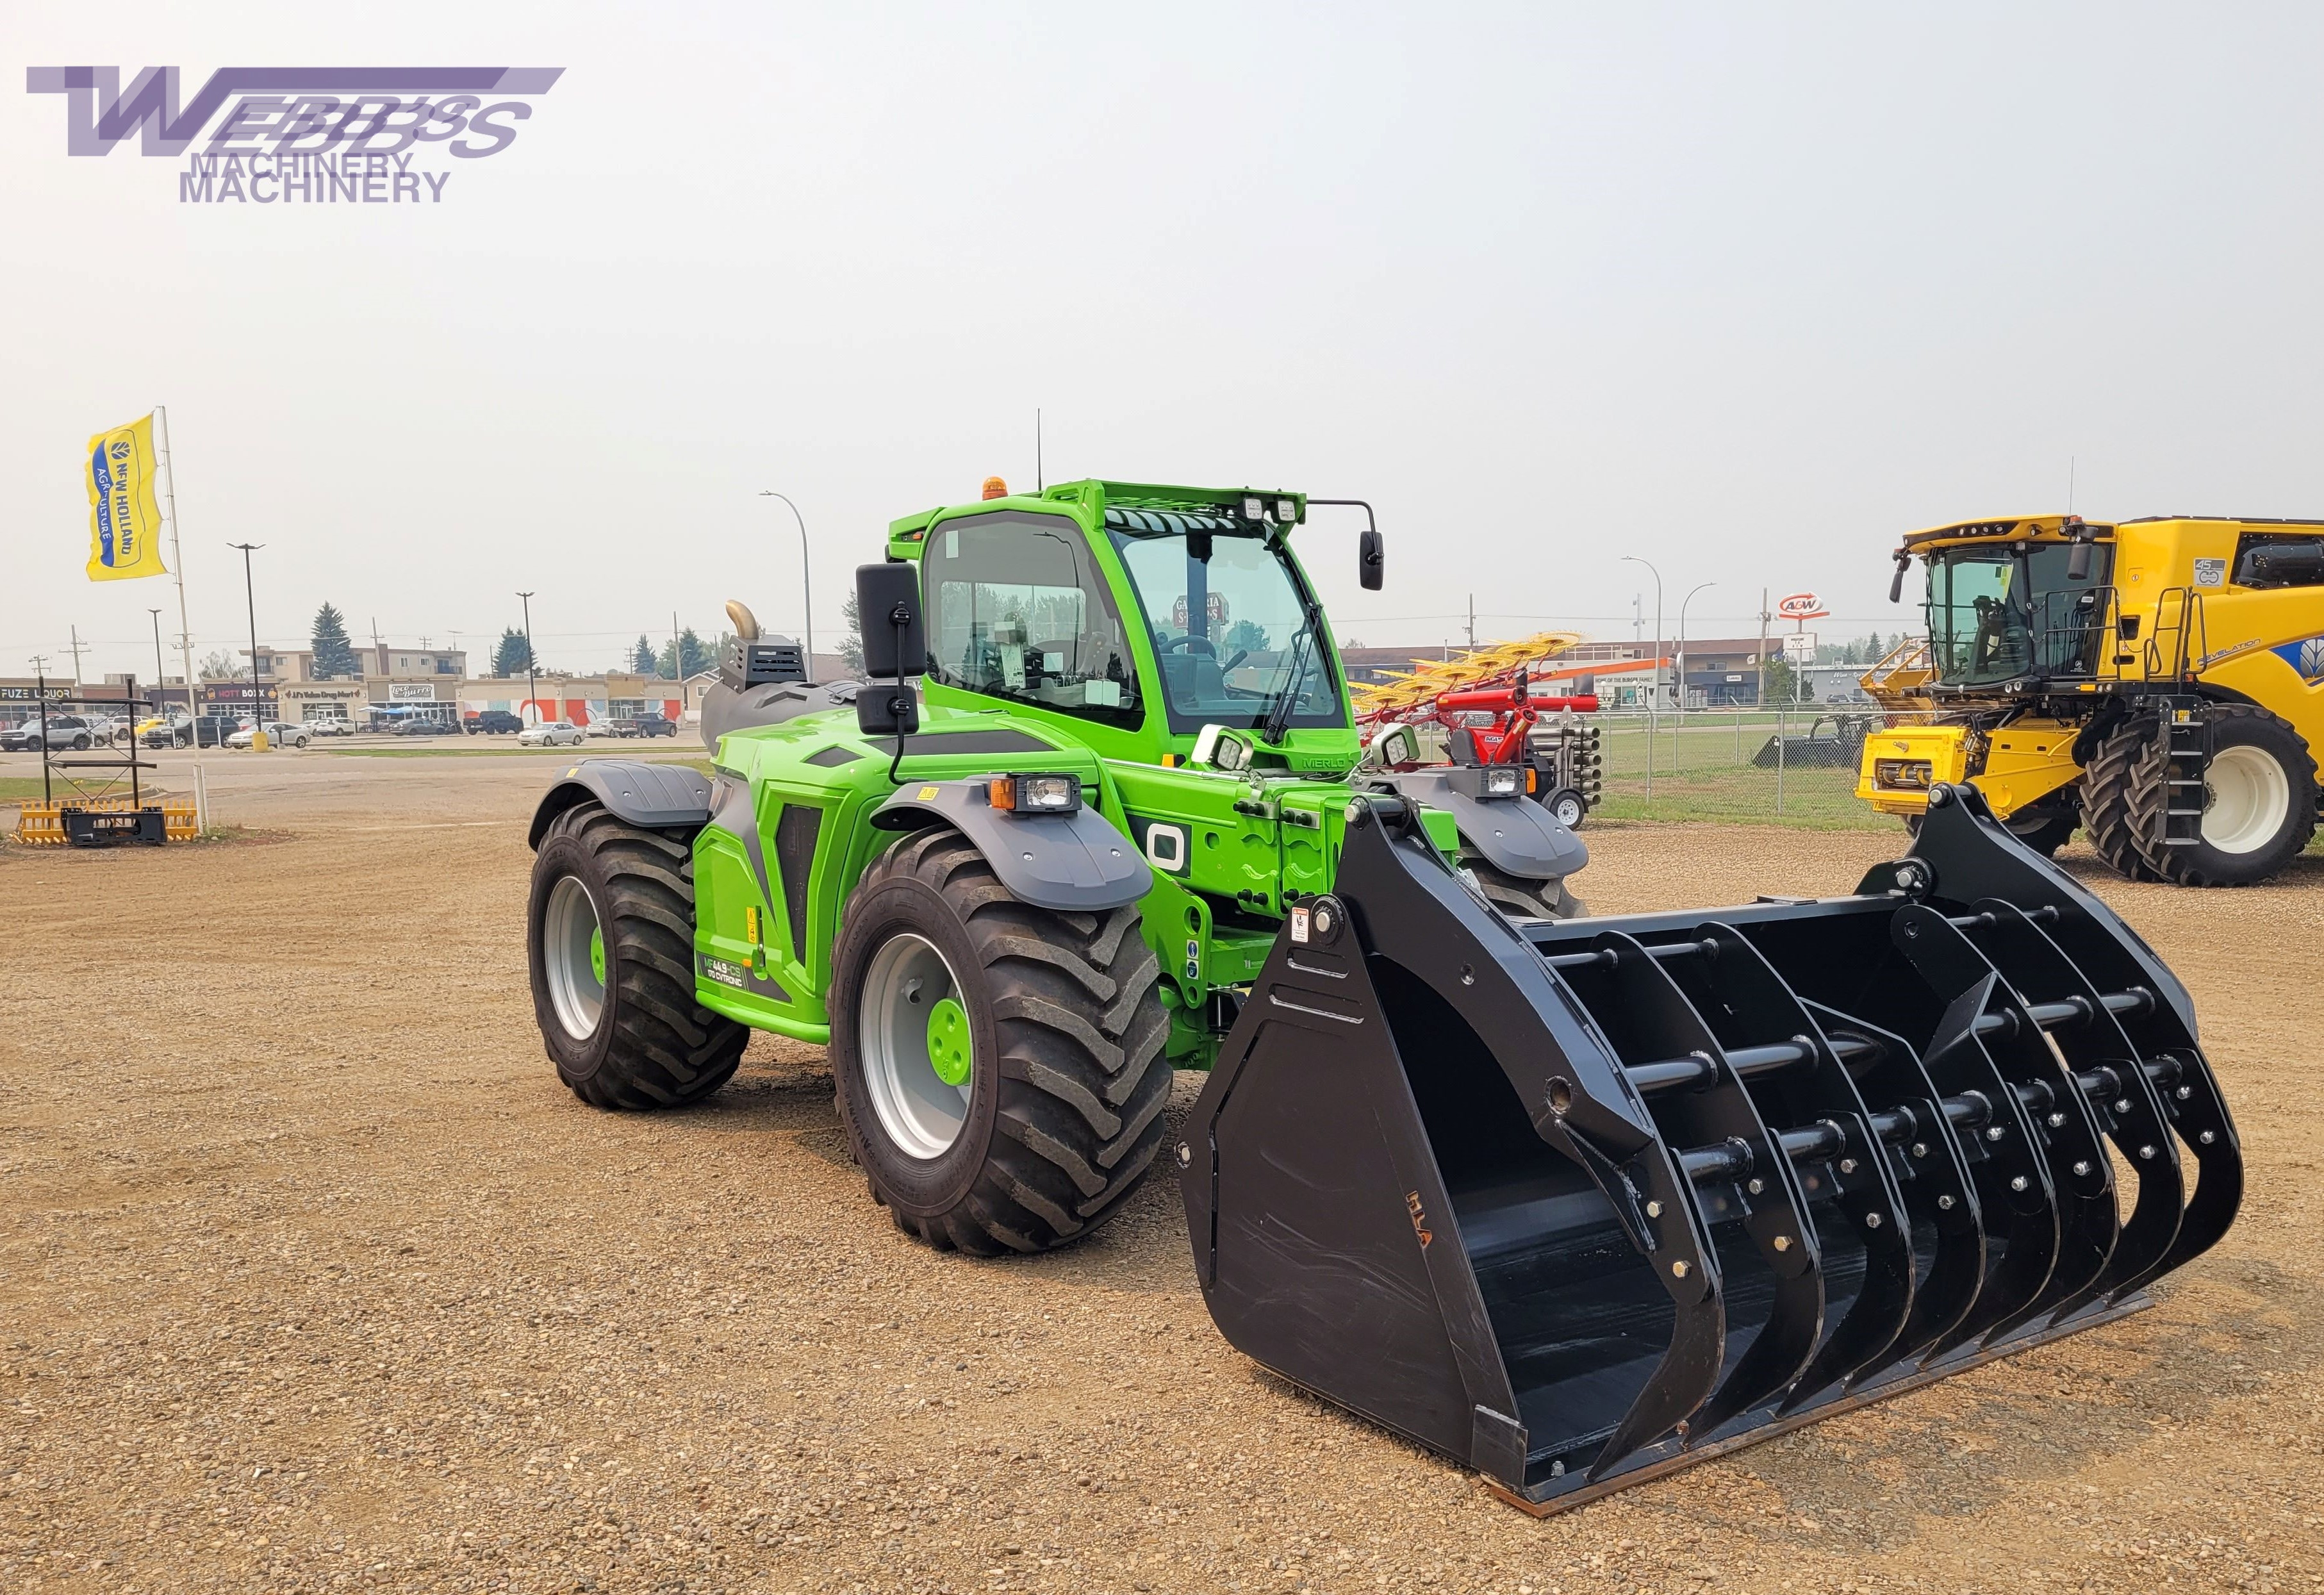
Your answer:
[856,563,925,679]
[1888,551,1911,604]
[2066,538,2093,583]
[856,563,926,740]
[1358,528,1384,591]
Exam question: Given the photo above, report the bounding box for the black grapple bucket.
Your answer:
[1176,784,2241,1514]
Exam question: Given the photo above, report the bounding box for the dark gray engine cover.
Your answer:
[698,678,861,751]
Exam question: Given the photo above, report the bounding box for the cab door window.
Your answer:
[923,511,1142,728]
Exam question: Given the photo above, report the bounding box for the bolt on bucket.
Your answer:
[1177,783,2241,1514]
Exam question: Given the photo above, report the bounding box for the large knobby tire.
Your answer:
[1463,855,1586,920]
[828,826,1170,1255]
[2002,802,2079,859]
[2081,720,2165,882]
[2133,704,2318,887]
[527,800,746,1108]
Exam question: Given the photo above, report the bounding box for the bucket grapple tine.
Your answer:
[1900,966,2064,1357]
[1630,926,1918,1419]
[1550,933,1827,1453]
[1956,900,2186,1316]
[1182,782,2239,1517]
[1795,1003,1989,1380]
[1891,905,2119,1347]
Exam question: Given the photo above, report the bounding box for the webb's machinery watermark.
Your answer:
[25,67,563,204]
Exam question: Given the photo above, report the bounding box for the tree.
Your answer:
[630,634,658,674]
[654,629,715,680]
[197,649,242,680]
[309,602,359,679]
[1762,656,1806,704]
[837,593,864,675]
[1221,618,1271,656]
[493,627,534,678]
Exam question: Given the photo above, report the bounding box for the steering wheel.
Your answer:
[1221,649,1249,674]
[1158,634,1217,656]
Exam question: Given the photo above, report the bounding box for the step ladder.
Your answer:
[2157,700,2211,850]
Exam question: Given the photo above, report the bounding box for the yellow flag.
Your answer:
[85,414,169,581]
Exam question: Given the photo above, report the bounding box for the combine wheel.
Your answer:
[1462,855,1586,920]
[527,800,746,1108]
[2134,704,2317,886]
[829,827,1170,1255]
[2002,802,2079,859]
[2080,719,2164,882]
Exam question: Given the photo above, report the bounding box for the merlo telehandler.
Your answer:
[525,478,2241,1512]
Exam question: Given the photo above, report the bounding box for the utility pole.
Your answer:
[1757,588,1774,707]
[1620,556,1663,798]
[1465,594,1476,650]
[229,543,267,748]
[671,609,681,682]
[149,609,167,709]
[517,591,539,726]
[66,625,87,690]
[371,616,383,677]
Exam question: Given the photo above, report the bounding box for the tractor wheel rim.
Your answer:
[860,932,971,1160]
[2202,744,2289,854]
[543,875,607,1039]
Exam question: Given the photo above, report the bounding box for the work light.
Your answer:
[1276,499,1298,524]
[1242,496,1265,521]
[989,773,1082,813]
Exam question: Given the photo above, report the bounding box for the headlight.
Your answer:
[1481,766,1522,798]
[1874,758,1934,791]
[989,773,1082,813]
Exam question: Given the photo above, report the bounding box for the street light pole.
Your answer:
[1620,555,1663,800]
[516,591,539,727]
[758,492,814,676]
[1676,581,1715,713]
[229,542,266,748]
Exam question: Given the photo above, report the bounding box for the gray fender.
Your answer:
[529,759,714,849]
[1380,768,1589,880]
[870,779,1152,912]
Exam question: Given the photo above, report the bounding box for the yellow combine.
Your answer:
[1858,513,2323,885]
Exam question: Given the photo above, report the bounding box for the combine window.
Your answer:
[923,511,1142,728]
[2232,534,2324,589]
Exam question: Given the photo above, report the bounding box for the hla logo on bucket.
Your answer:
[25,67,563,204]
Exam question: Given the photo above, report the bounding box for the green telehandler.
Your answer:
[525,477,2241,1513]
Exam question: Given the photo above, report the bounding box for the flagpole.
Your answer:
[153,405,209,832]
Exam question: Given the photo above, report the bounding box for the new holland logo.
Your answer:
[2271,634,2324,686]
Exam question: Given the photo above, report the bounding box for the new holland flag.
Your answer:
[85,414,168,581]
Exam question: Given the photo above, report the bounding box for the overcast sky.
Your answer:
[8,3,2324,679]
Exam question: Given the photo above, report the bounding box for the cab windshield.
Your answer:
[1926,541,2112,686]
[1106,522,1343,735]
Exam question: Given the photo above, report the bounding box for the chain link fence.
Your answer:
[1582,707,1925,831]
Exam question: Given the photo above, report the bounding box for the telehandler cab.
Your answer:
[526,477,2240,1512]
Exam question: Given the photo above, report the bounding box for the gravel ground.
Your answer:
[2,755,2320,1594]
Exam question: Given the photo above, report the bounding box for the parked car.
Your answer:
[306,717,352,737]
[518,719,586,748]
[466,709,523,736]
[142,715,238,748]
[389,716,452,736]
[591,718,637,739]
[1,715,95,752]
[227,720,312,750]
[631,713,677,738]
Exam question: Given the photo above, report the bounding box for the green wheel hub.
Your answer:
[925,995,972,1087]
[589,925,606,986]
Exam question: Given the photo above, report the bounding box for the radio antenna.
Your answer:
[1035,408,1044,493]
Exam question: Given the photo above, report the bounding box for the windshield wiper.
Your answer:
[1259,593,1324,745]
